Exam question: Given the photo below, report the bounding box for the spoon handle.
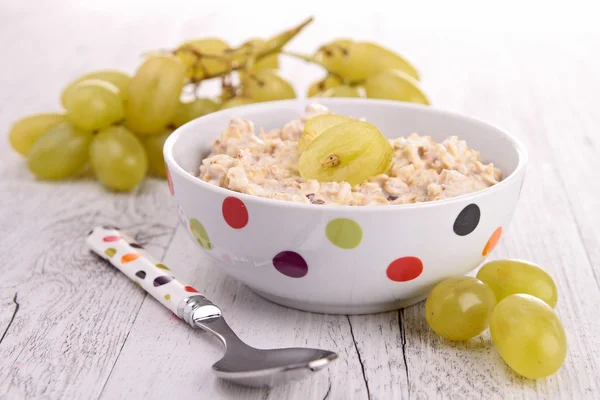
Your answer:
[86,226,211,319]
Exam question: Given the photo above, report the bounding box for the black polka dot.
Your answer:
[453,204,480,236]
[135,271,146,279]
[130,243,144,249]
[103,225,119,230]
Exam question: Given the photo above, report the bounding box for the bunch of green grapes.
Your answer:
[8,17,431,191]
[302,40,429,104]
[425,259,566,380]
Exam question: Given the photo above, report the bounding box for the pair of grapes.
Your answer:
[305,40,429,103]
[425,260,566,379]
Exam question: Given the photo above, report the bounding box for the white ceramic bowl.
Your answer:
[164,99,527,315]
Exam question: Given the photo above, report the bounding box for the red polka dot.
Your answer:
[222,197,249,229]
[387,256,424,282]
[166,163,174,196]
[184,286,199,293]
[103,235,120,242]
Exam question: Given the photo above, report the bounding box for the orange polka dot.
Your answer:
[482,227,502,256]
[121,253,141,264]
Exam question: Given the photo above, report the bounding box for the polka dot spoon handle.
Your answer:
[86,226,204,317]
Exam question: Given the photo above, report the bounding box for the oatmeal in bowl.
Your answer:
[164,99,527,314]
[197,104,502,206]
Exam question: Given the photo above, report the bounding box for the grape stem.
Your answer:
[321,155,340,168]
[281,50,347,82]
[180,17,313,83]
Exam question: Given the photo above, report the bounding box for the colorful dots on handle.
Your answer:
[135,271,146,279]
[453,204,480,236]
[222,197,249,229]
[103,235,121,242]
[273,251,308,278]
[130,243,144,249]
[190,218,211,250]
[121,253,140,264]
[326,218,362,249]
[483,227,503,256]
[153,276,174,287]
[387,256,423,282]
[184,286,199,293]
[104,248,116,258]
[164,294,171,301]
[156,263,170,270]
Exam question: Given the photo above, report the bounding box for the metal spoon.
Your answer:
[86,226,337,387]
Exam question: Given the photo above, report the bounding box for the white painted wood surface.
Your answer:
[1,1,599,399]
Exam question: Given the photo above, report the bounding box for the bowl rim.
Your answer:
[164,98,528,212]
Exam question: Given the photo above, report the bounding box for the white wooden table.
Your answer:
[1,2,599,399]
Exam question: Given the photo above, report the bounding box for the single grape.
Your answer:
[27,122,93,180]
[125,55,187,135]
[365,69,430,105]
[298,114,353,152]
[64,79,124,131]
[61,70,130,107]
[298,120,392,186]
[219,97,255,110]
[143,129,171,178]
[175,38,231,81]
[491,294,567,379]
[9,113,66,156]
[425,277,497,341]
[172,98,219,128]
[307,75,343,97]
[312,39,353,79]
[314,41,420,83]
[90,126,148,191]
[316,85,361,98]
[477,259,558,308]
[245,69,296,103]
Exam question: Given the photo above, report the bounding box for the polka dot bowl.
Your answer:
[164,99,527,315]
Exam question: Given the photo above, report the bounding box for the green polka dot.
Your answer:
[326,218,362,249]
[156,263,170,270]
[190,218,211,250]
[104,248,116,258]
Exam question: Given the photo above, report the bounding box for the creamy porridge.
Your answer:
[196,104,502,206]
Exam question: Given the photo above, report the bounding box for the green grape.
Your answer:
[238,38,279,82]
[307,75,343,97]
[312,39,353,79]
[172,98,219,127]
[61,70,130,107]
[64,79,124,131]
[316,85,361,98]
[365,69,430,105]
[143,129,170,178]
[175,38,231,81]
[298,114,353,152]
[125,55,187,135]
[9,113,66,156]
[90,126,148,191]
[491,294,567,379]
[425,277,496,341]
[298,120,392,186]
[245,69,296,103]
[314,40,420,83]
[219,97,255,110]
[476,259,558,308]
[27,122,93,180]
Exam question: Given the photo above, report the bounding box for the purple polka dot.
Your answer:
[273,251,308,278]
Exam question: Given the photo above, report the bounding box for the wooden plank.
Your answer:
[99,225,368,400]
